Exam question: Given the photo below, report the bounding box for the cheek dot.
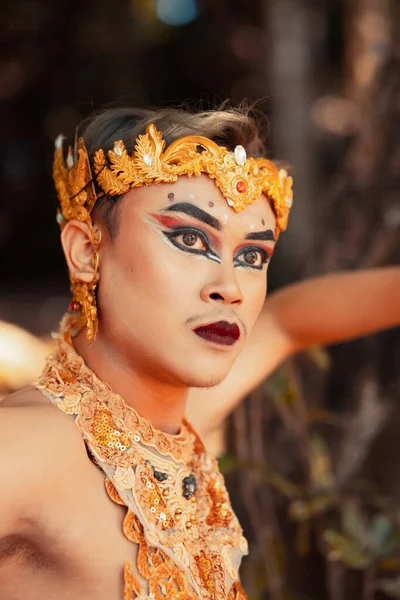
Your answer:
[262,218,265,226]
[168,193,175,201]
[208,201,214,207]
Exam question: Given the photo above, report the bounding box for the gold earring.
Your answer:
[92,227,102,246]
[69,233,101,341]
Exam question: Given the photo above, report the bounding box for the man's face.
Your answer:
[96,174,276,388]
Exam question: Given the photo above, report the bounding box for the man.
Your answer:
[0,106,399,600]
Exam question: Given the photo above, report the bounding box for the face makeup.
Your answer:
[148,202,275,272]
[193,320,241,347]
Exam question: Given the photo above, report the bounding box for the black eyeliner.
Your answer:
[162,227,221,263]
[234,246,270,270]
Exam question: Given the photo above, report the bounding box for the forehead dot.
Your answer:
[167,192,175,201]
[262,218,265,226]
[208,201,214,208]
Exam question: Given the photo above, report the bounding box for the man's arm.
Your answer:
[187,266,400,434]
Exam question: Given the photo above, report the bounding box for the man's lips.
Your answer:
[193,321,241,346]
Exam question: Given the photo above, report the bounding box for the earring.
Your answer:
[92,227,102,246]
[69,228,101,341]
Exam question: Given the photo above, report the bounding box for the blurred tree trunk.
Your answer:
[344,0,391,102]
[265,0,317,283]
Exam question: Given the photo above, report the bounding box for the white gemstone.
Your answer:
[234,145,246,165]
[159,512,166,521]
[285,197,293,208]
[67,153,74,168]
[134,434,140,442]
[150,506,156,513]
[55,134,64,150]
[113,144,123,157]
[226,199,234,207]
[143,153,153,166]
[56,212,64,225]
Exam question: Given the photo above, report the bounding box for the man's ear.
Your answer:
[60,220,99,283]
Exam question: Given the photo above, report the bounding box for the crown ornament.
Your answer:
[54,124,293,238]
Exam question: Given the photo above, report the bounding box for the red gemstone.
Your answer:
[236,181,247,193]
[69,301,79,312]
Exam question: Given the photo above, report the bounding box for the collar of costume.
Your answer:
[53,123,293,240]
[34,314,248,600]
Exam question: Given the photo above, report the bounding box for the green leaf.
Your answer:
[217,454,240,475]
[268,472,301,499]
[342,501,370,548]
[369,514,392,555]
[310,435,334,491]
[306,345,331,370]
[323,529,369,569]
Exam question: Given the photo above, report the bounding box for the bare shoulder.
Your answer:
[1,385,51,408]
[0,387,88,533]
[0,386,86,459]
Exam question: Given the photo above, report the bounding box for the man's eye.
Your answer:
[236,248,269,269]
[172,231,208,251]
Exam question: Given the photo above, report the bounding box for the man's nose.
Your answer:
[200,265,244,306]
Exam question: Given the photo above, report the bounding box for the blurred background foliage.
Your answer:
[0,0,399,598]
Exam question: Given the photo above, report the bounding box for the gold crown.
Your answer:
[53,124,293,236]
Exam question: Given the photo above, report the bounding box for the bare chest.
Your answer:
[0,466,135,600]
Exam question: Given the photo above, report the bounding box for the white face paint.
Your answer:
[249,223,255,230]
[222,214,229,225]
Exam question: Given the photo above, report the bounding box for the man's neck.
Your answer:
[72,331,188,435]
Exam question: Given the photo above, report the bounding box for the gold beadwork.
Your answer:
[92,408,131,450]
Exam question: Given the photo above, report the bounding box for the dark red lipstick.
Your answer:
[193,321,240,346]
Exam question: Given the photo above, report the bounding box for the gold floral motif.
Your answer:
[136,463,174,530]
[92,407,131,450]
[228,581,247,600]
[92,125,292,237]
[206,478,233,529]
[124,562,141,600]
[193,551,215,598]
[53,137,97,231]
[114,466,136,491]
[105,477,125,505]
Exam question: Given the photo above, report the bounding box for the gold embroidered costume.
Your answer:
[35,316,249,600]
